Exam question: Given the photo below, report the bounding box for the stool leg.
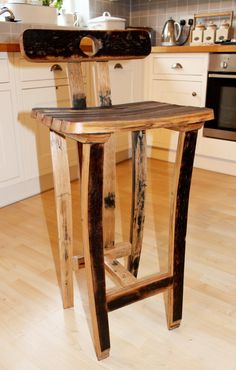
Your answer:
[128,130,147,277]
[50,130,74,309]
[167,130,198,329]
[103,136,116,250]
[81,143,110,360]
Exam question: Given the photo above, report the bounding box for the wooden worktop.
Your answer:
[0,43,20,52]
[1,42,236,54]
[152,44,236,53]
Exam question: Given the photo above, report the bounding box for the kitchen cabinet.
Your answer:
[0,54,144,206]
[145,52,236,176]
[145,53,209,161]
[0,53,78,207]
[0,53,22,207]
[145,53,236,175]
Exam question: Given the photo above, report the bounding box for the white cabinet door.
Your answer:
[19,83,76,180]
[0,87,20,184]
[109,60,144,155]
[152,79,202,107]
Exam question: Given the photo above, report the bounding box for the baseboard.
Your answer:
[0,165,79,208]
[116,148,132,163]
[147,145,236,176]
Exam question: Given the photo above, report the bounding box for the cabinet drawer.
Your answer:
[0,58,10,83]
[152,79,203,107]
[153,56,205,76]
[19,58,68,82]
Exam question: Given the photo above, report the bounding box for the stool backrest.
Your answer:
[20,29,151,63]
[20,29,151,109]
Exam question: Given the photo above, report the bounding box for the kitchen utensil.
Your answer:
[88,11,126,30]
[161,17,181,46]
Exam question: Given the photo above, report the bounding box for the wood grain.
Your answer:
[128,130,147,277]
[167,130,198,329]
[50,130,73,309]
[81,143,110,360]
[67,62,86,175]
[32,102,213,135]
[20,29,152,63]
[94,62,116,250]
[107,273,173,311]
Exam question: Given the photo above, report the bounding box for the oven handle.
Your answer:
[208,73,236,79]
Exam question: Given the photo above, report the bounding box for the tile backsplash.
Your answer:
[89,0,130,20]
[130,0,236,45]
[89,0,235,45]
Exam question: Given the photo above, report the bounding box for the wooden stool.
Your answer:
[20,29,213,360]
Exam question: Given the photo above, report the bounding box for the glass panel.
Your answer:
[218,86,236,130]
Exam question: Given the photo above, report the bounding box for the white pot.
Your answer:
[88,12,126,30]
[7,3,58,24]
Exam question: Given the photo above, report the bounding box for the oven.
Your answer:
[203,53,236,141]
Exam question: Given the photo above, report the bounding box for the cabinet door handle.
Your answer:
[171,63,183,69]
[114,63,123,69]
[50,64,63,72]
[192,91,197,97]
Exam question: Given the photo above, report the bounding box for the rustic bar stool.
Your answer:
[20,29,213,360]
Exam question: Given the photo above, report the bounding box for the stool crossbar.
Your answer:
[20,29,213,360]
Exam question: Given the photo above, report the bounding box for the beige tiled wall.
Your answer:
[130,0,236,45]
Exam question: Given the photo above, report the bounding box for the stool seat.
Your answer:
[33,101,212,135]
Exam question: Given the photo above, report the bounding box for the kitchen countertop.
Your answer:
[1,42,236,54]
[0,43,20,52]
[152,44,236,53]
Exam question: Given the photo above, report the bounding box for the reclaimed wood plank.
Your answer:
[32,102,213,135]
[107,273,173,311]
[67,62,86,175]
[81,143,110,360]
[128,130,147,277]
[73,241,131,271]
[20,29,151,63]
[50,130,73,309]
[95,62,116,251]
[167,130,198,329]
[105,258,137,287]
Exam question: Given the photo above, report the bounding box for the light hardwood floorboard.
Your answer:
[0,158,236,370]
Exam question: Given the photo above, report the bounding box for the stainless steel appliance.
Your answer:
[203,53,236,141]
[161,18,193,46]
[161,17,181,46]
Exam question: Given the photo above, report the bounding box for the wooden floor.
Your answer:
[0,158,236,370]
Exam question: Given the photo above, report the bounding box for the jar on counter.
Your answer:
[216,21,230,42]
[203,22,217,44]
[191,23,205,44]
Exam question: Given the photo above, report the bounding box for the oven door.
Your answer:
[203,73,236,141]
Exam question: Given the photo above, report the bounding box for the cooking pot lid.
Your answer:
[88,12,125,23]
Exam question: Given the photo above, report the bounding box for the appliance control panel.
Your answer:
[208,53,236,72]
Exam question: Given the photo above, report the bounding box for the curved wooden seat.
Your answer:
[20,29,214,361]
[32,101,212,135]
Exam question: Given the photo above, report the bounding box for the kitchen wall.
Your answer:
[130,0,236,45]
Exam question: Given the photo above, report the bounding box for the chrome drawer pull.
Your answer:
[50,64,63,72]
[171,63,183,70]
